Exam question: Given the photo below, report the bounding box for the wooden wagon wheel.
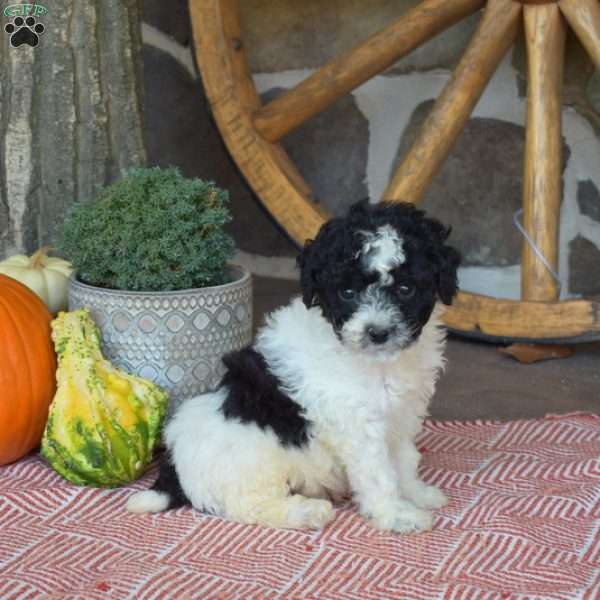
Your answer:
[190,0,600,343]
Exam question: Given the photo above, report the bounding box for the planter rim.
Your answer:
[68,263,251,296]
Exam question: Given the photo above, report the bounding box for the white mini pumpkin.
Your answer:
[0,247,73,314]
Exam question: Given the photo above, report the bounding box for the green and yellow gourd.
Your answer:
[41,310,168,487]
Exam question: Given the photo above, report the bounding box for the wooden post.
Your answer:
[559,0,600,70]
[253,0,486,143]
[0,0,146,257]
[383,0,522,203]
[521,3,566,302]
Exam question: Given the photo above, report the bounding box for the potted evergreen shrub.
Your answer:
[58,167,252,405]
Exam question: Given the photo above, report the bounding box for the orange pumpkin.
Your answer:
[0,274,57,464]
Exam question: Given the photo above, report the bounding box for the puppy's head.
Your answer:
[298,200,461,358]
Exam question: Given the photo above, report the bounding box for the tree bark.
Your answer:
[0,0,146,256]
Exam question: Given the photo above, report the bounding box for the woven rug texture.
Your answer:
[1,413,599,599]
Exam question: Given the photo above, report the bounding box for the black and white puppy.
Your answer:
[128,200,461,533]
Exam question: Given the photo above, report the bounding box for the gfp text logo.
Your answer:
[4,4,47,17]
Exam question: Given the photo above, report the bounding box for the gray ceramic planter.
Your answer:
[68,265,252,405]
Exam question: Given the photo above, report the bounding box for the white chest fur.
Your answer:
[255,297,446,440]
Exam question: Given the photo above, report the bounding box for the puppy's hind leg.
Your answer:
[127,452,190,513]
[232,493,335,530]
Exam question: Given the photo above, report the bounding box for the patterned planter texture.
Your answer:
[68,265,252,405]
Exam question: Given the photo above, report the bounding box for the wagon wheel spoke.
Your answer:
[253,0,486,143]
[521,3,566,302]
[559,0,600,70]
[383,0,522,203]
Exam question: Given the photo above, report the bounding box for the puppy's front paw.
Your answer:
[369,500,433,534]
[288,498,335,529]
[404,483,448,510]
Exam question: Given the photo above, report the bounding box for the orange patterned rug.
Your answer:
[1,413,599,599]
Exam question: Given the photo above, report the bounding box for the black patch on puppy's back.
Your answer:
[219,347,310,447]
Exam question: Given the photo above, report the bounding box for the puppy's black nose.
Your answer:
[367,327,389,345]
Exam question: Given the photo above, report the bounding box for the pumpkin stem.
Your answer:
[30,246,54,268]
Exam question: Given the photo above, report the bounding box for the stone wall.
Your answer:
[142,0,600,298]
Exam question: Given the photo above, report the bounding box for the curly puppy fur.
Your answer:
[128,200,461,533]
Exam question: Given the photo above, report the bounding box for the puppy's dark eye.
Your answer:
[396,283,415,299]
[339,288,355,301]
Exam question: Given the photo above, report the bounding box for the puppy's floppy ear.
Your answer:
[435,243,461,305]
[297,216,351,309]
[297,238,319,308]
[420,218,461,305]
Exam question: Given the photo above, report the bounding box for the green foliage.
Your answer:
[58,167,235,291]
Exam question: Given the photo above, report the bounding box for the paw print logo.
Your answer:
[5,16,45,48]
